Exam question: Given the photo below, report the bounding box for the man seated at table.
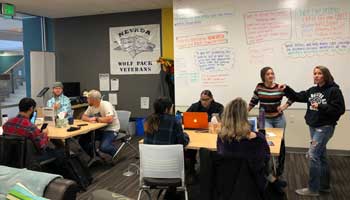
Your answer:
[2,97,63,163]
[47,81,72,116]
[187,89,224,120]
[80,90,120,160]
[185,90,224,183]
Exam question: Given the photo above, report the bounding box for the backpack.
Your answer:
[62,155,93,190]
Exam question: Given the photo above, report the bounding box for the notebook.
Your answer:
[183,112,209,129]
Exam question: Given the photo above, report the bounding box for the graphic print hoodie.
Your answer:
[284,82,345,127]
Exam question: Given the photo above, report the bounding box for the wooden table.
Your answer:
[48,120,107,139]
[184,128,283,156]
[47,120,107,166]
[140,128,283,156]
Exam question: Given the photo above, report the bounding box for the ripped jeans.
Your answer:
[308,125,335,192]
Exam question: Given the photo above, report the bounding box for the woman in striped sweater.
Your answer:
[249,66,293,178]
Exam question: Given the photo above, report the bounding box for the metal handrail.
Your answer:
[3,57,24,74]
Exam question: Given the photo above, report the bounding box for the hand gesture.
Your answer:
[277,104,288,113]
[89,117,97,123]
[53,102,61,110]
[311,102,319,109]
[278,84,286,91]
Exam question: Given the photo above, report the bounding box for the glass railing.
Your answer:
[0,57,26,125]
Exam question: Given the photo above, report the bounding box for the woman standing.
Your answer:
[249,67,293,176]
[281,66,345,196]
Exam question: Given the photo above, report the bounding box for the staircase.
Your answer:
[0,57,26,119]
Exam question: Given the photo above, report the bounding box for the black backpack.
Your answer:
[62,155,93,190]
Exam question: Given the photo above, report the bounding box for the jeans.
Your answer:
[308,125,334,192]
[96,130,118,156]
[79,130,117,157]
[265,114,286,128]
[265,114,286,176]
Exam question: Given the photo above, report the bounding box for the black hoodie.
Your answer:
[284,82,345,127]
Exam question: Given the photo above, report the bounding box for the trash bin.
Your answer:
[135,118,145,136]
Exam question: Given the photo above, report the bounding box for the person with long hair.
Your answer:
[187,90,224,120]
[249,66,293,177]
[144,97,189,200]
[186,89,224,182]
[280,66,345,196]
[217,98,271,195]
[144,97,189,146]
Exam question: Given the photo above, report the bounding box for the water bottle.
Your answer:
[68,110,74,125]
[175,111,182,125]
[2,114,8,125]
[210,113,219,134]
[258,107,266,134]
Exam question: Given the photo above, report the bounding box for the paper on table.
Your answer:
[99,73,110,91]
[109,93,118,105]
[111,78,119,91]
[266,132,276,137]
[141,97,150,109]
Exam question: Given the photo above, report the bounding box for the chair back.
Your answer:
[139,144,185,185]
[116,110,131,134]
[199,148,264,200]
[0,134,27,168]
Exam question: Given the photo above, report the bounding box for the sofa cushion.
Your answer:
[0,165,61,197]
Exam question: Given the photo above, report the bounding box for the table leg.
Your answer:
[64,139,71,157]
[88,130,98,167]
[272,156,277,175]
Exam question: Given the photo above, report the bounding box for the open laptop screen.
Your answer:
[248,117,257,132]
[183,112,209,129]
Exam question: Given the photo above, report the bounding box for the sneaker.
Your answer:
[319,188,331,193]
[272,179,287,194]
[295,188,319,196]
[97,149,112,161]
[274,179,287,187]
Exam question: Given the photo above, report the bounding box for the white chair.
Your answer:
[113,110,138,160]
[137,144,188,200]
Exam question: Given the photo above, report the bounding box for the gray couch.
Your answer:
[0,165,79,200]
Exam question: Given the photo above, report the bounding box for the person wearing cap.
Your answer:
[47,82,72,115]
[80,89,120,160]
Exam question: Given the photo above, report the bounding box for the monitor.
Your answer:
[62,82,81,97]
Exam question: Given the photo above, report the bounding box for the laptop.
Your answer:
[183,112,209,129]
[248,116,258,132]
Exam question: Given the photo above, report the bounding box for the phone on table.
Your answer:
[40,123,48,132]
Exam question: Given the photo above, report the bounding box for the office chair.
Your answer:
[137,144,188,200]
[0,134,55,170]
[113,110,138,160]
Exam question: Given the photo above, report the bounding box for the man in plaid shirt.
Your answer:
[3,98,49,150]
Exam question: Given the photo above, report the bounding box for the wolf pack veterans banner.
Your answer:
[109,24,161,75]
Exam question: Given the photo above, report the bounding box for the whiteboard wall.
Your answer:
[174,0,350,109]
